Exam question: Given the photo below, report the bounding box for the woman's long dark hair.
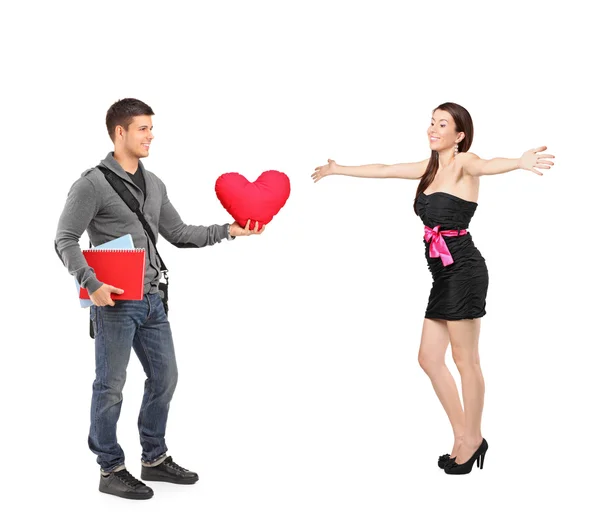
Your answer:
[413,102,474,214]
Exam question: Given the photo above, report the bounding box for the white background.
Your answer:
[1,0,598,528]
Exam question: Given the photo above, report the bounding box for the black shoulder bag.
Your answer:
[89,166,169,339]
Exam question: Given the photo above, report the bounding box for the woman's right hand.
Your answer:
[311,159,338,183]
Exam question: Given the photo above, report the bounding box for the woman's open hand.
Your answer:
[311,159,338,183]
[518,146,555,176]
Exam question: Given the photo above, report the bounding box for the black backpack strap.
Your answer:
[97,165,168,275]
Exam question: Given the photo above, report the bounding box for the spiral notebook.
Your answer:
[76,234,135,307]
[79,248,146,301]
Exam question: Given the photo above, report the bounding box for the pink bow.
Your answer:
[424,225,467,266]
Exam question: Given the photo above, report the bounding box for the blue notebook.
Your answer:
[76,234,134,308]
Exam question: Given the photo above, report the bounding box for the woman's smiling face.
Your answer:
[427,109,463,152]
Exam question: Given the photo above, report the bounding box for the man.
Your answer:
[55,98,263,500]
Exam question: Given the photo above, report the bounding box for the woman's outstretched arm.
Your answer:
[312,158,429,183]
[461,147,555,177]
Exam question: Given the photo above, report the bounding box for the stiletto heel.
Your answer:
[444,438,488,475]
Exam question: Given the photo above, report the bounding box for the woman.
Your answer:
[311,102,554,475]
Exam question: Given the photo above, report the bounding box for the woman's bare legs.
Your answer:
[418,318,465,457]
[447,318,485,464]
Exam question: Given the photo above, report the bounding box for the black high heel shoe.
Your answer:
[444,439,488,475]
[438,454,456,469]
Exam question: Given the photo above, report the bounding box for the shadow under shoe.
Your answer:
[99,469,154,500]
[444,439,489,475]
[141,456,199,485]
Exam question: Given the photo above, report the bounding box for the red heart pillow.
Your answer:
[215,170,290,231]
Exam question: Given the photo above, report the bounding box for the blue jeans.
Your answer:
[88,293,178,472]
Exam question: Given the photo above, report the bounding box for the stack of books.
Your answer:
[76,234,145,306]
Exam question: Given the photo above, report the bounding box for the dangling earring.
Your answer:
[454,143,459,157]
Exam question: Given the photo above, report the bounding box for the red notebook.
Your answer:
[79,249,146,300]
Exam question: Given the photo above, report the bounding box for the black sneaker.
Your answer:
[141,456,199,485]
[99,468,154,500]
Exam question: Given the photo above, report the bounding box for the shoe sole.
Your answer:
[141,474,198,485]
[99,486,154,500]
[444,468,473,475]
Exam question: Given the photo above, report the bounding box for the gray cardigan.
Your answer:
[55,152,230,295]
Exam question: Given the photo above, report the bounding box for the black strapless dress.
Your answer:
[416,192,488,320]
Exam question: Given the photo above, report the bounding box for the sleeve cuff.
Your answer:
[84,277,104,296]
[225,223,236,241]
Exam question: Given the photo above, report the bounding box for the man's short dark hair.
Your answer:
[106,98,154,141]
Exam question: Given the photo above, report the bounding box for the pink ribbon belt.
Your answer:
[424,225,468,266]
